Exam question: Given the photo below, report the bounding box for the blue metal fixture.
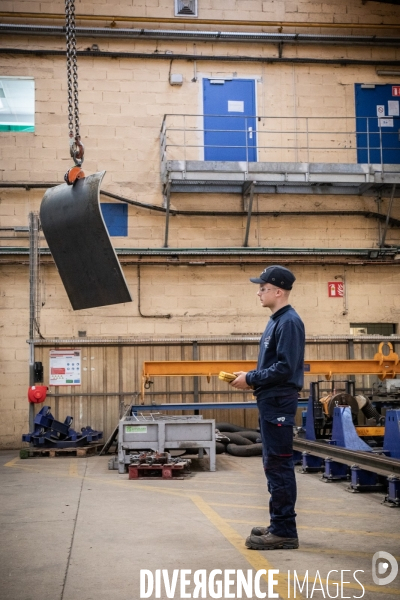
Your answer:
[323,458,349,481]
[385,476,400,507]
[383,409,400,459]
[300,383,325,472]
[322,406,371,483]
[350,466,384,493]
[22,405,102,448]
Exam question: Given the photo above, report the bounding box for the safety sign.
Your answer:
[328,282,344,297]
[49,349,81,386]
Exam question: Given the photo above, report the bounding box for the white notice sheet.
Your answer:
[49,349,81,386]
[228,100,244,112]
[388,100,400,116]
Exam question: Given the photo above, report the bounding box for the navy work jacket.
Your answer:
[245,304,305,425]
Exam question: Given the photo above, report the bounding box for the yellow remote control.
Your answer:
[218,371,237,383]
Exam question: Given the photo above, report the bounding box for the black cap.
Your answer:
[250,265,296,290]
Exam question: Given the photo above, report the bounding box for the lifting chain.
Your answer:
[65,0,84,170]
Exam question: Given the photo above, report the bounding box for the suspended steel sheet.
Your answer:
[40,171,132,310]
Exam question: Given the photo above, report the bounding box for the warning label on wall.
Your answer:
[328,282,344,297]
[49,349,81,386]
[392,86,400,97]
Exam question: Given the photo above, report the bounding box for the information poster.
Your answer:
[49,349,81,386]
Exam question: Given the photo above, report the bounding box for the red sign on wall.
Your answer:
[328,282,344,297]
[392,86,400,97]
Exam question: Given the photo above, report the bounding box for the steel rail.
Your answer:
[1,48,400,67]
[25,335,400,345]
[293,438,400,478]
[1,12,399,31]
[1,24,400,46]
[2,256,400,268]
[2,246,399,257]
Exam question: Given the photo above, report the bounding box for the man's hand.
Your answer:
[230,371,251,390]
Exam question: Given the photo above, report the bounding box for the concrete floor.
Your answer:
[0,450,399,600]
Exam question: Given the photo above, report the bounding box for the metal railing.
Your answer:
[160,113,400,169]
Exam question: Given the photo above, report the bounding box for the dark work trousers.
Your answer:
[259,418,297,539]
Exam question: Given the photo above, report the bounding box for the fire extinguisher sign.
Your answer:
[328,281,344,297]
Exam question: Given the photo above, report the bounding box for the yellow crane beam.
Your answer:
[141,343,399,400]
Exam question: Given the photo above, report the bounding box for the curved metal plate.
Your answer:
[40,171,132,310]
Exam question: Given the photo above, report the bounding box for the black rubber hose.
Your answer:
[217,436,230,445]
[361,400,384,423]
[237,431,260,443]
[219,432,254,445]
[216,422,258,432]
[216,442,226,454]
[227,443,263,457]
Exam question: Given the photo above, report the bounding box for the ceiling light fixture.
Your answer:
[376,70,400,77]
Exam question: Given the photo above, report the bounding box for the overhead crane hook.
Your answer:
[39,0,132,310]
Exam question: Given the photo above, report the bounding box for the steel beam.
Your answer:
[143,348,400,380]
[141,343,400,399]
[132,401,308,411]
[293,438,400,477]
[143,356,400,378]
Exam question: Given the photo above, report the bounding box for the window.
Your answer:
[350,323,396,335]
[0,77,35,132]
[100,203,128,237]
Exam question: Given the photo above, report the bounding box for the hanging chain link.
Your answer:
[65,0,84,166]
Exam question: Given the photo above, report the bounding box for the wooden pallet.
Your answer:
[24,443,103,458]
[128,462,190,480]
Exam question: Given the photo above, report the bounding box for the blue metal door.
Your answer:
[203,79,257,161]
[355,83,400,164]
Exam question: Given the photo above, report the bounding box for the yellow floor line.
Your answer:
[299,497,343,502]
[184,479,264,487]
[68,460,78,477]
[4,456,20,467]
[4,462,266,497]
[226,518,400,540]
[182,487,262,497]
[208,501,377,518]
[300,546,400,562]
[190,494,303,600]
[4,460,189,497]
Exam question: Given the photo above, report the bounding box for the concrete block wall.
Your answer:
[2,56,400,200]
[4,0,399,27]
[1,0,400,447]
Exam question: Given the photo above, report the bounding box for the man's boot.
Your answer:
[250,525,270,536]
[245,532,299,550]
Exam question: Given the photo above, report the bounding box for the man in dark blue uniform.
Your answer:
[231,265,305,550]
